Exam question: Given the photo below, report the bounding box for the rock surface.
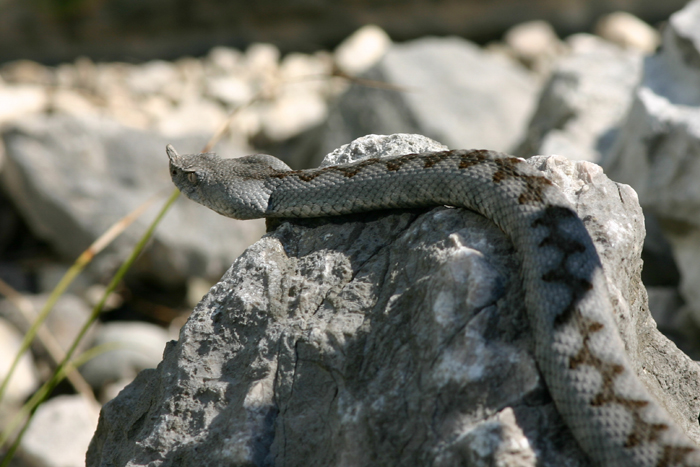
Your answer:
[515,34,643,162]
[0,114,265,285]
[604,0,700,326]
[86,134,700,466]
[321,36,538,163]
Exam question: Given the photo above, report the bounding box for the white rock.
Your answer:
[515,34,643,163]
[51,88,99,117]
[334,24,392,76]
[279,52,330,94]
[504,20,564,63]
[206,75,253,106]
[0,85,47,124]
[156,98,228,136]
[19,395,99,467]
[79,321,171,388]
[244,43,280,76]
[260,92,327,141]
[0,318,38,404]
[595,11,660,53]
[0,60,54,85]
[206,46,243,74]
[125,60,180,96]
[140,94,174,123]
[603,0,700,324]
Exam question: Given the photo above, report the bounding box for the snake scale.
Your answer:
[166,144,700,466]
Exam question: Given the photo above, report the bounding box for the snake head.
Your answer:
[166,144,289,219]
[166,144,215,202]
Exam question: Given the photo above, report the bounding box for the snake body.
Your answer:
[166,144,700,466]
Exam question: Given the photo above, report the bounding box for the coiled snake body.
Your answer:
[167,144,700,466]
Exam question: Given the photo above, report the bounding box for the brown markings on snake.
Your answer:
[271,158,386,181]
[458,149,489,169]
[385,153,419,171]
[490,157,554,205]
[422,151,452,168]
[535,204,691,454]
[569,314,671,449]
[658,445,697,466]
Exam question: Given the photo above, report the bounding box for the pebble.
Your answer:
[0,85,47,125]
[334,24,392,76]
[19,395,99,467]
[503,20,566,73]
[594,11,660,53]
[206,46,243,74]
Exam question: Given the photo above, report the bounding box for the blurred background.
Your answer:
[1,1,699,465]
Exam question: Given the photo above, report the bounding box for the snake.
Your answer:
[166,144,700,466]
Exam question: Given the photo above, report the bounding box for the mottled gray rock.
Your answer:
[604,0,700,326]
[19,395,99,467]
[0,114,265,285]
[321,36,538,163]
[87,135,700,467]
[515,34,643,162]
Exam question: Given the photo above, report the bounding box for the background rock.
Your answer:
[0,114,265,285]
[18,395,99,467]
[79,321,174,389]
[604,0,700,327]
[320,36,538,163]
[86,134,700,466]
[515,34,643,162]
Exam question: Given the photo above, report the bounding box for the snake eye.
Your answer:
[187,172,198,184]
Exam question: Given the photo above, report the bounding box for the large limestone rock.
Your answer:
[86,134,700,466]
[515,34,644,163]
[0,114,265,285]
[603,0,700,326]
[320,36,538,162]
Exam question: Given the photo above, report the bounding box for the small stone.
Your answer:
[244,43,280,77]
[595,11,660,53]
[19,395,99,467]
[0,85,47,124]
[206,75,253,106]
[79,321,171,388]
[334,24,392,76]
[0,59,54,85]
[206,46,243,74]
[157,98,228,136]
[140,94,174,123]
[125,60,180,97]
[50,88,99,117]
[279,52,330,94]
[260,92,327,141]
[504,20,564,65]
